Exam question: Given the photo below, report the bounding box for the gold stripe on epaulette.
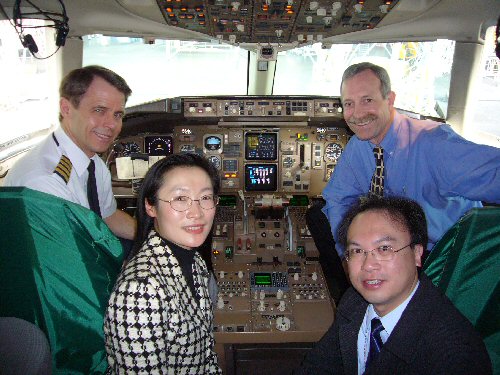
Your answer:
[54,155,72,184]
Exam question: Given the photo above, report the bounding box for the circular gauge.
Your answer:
[204,135,222,152]
[282,156,294,168]
[324,142,343,163]
[208,155,221,170]
[121,141,140,156]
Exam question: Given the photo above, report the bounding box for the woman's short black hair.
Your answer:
[129,153,220,261]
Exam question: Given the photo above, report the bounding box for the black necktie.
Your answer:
[370,147,385,197]
[87,160,101,217]
[366,318,384,368]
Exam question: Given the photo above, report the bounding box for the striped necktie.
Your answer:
[366,317,384,369]
[87,160,102,217]
[369,146,384,197]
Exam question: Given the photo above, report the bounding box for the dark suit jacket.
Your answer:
[296,273,492,375]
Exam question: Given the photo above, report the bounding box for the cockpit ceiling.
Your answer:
[154,0,399,45]
[2,0,497,46]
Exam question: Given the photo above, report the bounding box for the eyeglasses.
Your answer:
[345,243,413,262]
[158,195,219,212]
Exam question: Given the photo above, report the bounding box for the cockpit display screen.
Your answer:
[253,273,272,286]
[244,164,277,192]
[245,132,278,160]
[145,135,173,156]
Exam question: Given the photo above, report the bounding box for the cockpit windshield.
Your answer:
[274,40,455,119]
[82,35,455,119]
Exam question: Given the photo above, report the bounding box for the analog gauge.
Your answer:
[282,156,294,168]
[204,135,223,153]
[208,155,221,169]
[324,142,343,163]
[121,141,140,156]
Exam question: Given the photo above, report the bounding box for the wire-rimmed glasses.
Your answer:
[345,243,413,262]
[158,195,219,212]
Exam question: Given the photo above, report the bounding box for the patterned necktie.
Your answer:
[87,160,102,217]
[366,318,384,369]
[369,147,384,197]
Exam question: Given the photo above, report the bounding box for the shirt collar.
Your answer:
[54,126,93,177]
[370,110,403,152]
[368,279,420,336]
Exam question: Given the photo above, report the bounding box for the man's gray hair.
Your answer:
[341,62,391,99]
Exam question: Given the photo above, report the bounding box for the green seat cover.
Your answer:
[424,207,500,375]
[0,187,124,374]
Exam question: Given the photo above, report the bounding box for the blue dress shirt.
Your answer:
[323,111,500,257]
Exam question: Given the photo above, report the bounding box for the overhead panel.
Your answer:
[156,0,399,44]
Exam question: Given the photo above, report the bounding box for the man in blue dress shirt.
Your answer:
[321,62,500,266]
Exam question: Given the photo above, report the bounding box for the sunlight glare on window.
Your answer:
[83,36,249,106]
[0,20,56,145]
[466,25,500,146]
[274,40,455,120]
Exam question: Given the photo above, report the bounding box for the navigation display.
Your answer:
[245,132,278,160]
[244,164,277,192]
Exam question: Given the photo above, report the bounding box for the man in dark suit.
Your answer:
[296,196,492,375]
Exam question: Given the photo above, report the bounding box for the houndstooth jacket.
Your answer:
[104,230,222,374]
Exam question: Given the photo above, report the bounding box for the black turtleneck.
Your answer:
[162,237,199,300]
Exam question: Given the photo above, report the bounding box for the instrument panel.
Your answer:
[152,0,401,45]
[113,124,348,196]
[108,96,350,373]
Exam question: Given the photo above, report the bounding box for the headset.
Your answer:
[13,0,69,55]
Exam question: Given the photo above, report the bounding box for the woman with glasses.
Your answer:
[104,153,222,374]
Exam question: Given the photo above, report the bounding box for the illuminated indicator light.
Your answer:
[224,173,230,178]
[286,5,292,9]
[168,13,175,17]
[166,7,173,12]
[385,1,392,4]
[187,14,194,19]
[180,6,187,11]
[198,13,205,18]
[231,173,237,178]
[195,6,204,12]
[286,9,294,13]
[178,14,186,19]
[262,5,269,11]
[213,249,220,255]
[199,21,206,25]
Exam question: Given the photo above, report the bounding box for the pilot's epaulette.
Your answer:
[53,155,72,184]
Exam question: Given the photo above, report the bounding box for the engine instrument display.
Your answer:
[244,163,278,192]
[145,135,174,156]
[245,132,278,161]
